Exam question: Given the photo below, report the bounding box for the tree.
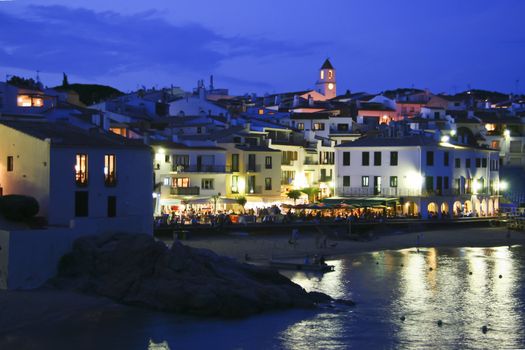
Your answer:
[287,190,302,205]
[62,72,69,87]
[7,76,40,90]
[300,187,320,204]
[236,196,247,213]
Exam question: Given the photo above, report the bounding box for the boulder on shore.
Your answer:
[51,233,353,317]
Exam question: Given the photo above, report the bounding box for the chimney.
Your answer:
[209,75,214,91]
[308,94,314,107]
[293,95,300,107]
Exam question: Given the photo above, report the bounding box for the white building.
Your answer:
[335,135,501,218]
[0,120,153,289]
[0,120,153,232]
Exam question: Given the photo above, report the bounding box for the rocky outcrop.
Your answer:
[51,233,353,317]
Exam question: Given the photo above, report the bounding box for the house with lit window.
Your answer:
[335,135,500,218]
[0,120,153,232]
[0,81,56,117]
[221,142,282,207]
[150,141,229,215]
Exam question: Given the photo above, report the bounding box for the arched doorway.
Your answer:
[464,200,473,216]
[427,202,438,218]
[488,198,494,216]
[440,202,450,216]
[493,197,499,214]
[473,198,481,216]
[453,201,462,216]
[404,201,419,216]
[481,199,487,217]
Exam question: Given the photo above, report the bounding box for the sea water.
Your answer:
[2,246,524,349]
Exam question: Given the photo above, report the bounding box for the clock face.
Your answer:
[328,83,334,90]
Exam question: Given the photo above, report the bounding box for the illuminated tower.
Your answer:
[316,58,336,99]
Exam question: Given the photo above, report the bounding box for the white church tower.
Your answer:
[316,58,336,99]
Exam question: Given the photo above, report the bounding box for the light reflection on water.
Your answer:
[1,246,523,349]
[281,246,525,349]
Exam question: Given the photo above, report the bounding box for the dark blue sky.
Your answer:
[1,0,524,95]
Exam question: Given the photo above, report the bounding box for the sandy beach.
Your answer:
[179,226,525,262]
[0,226,523,337]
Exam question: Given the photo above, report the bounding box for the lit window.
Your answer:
[104,154,117,186]
[258,109,264,115]
[328,70,333,79]
[297,123,304,130]
[231,175,239,193]
[173,178,190,188]
[17,95,43,107]
[320,71,324,80]
[17,95,32,107]
[163,177,171,186]
[313,123,325,131]
[361,176,369,187]
[32,97,43,107]
[485,123,496,132]
[75,154,88,186]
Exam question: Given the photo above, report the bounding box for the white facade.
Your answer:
[168,92,228,117]
[0,122,153,234]
[335,137,500,218]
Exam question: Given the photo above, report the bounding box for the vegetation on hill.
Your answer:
[54,82,123,106]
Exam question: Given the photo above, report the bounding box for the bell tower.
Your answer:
[316,58,336,99]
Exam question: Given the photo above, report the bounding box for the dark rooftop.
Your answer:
[321,58,334,70]
[0,120,149,149]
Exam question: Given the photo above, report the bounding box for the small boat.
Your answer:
[269,261,335,272]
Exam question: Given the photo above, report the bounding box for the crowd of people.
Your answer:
[153,205,413,229]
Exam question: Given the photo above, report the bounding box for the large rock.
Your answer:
[51,233,352,317]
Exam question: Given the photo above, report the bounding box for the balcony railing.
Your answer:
[336,187,466,197]
[337,187,418,197]
[319,176,332,182]
[281,160,295,166]
[172,165,230,173]
[304,159,319,165]
[246,164,261,172]
[170,187,200,196]
[246,185,263,194]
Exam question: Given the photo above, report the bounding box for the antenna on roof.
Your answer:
[36,70,41,83]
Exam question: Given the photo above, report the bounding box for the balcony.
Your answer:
[172,165,230,173]
[319,176,332,182]
[246,164,261,172]
[281,160,295,166]
[170,187,200,196]
[245,185,263,194]
[304,159,319,165]
[336,187,462,197]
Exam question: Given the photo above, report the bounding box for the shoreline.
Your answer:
[178,226,525,262]
[1,226,524,336]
